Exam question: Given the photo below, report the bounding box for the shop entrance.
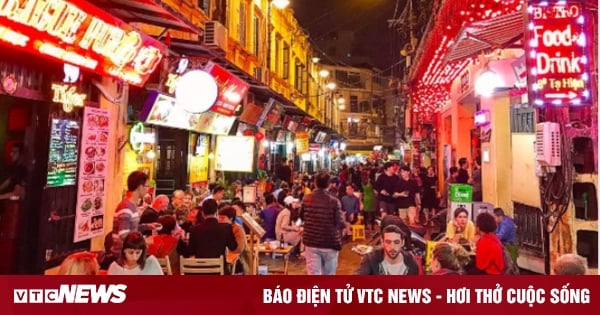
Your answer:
[155,128,189,196]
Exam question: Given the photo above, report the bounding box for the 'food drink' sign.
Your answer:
[526,1,591,106]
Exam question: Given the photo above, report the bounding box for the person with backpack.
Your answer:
[472,212,505,275]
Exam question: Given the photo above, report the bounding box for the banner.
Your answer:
[295,132,309,154]
[1,277,596,313]
[74,107,110,242]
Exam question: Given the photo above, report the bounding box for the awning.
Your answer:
[445,11,524,62]
[93,0,201,34]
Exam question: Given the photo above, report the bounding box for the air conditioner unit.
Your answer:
[535,122,561,166]
[204,21,228,52]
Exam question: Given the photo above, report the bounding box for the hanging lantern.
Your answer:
[255,132,265,141]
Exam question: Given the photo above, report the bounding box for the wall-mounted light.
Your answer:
[326,82,336,90]
[337,97,345,105]
[262,140,270,148]
[339,104,346,110]
[319,69,330,78]
[208,152,215,159]
[311,57,320,63]
[146,150,156,159]
[475,67,504,97]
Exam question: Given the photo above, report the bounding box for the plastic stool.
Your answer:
[351,224,366,241]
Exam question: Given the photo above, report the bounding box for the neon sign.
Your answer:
[526,1,591,106]
[129,122,155,153]
[0,0,166,86]
[52,83,87,112]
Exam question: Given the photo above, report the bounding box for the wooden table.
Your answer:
[255,245,294,275]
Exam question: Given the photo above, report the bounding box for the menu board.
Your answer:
[74,107,111,243]
[47,119,80,187]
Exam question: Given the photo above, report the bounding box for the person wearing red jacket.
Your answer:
[474,212,504,275]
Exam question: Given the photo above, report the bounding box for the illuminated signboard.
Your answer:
[128,122,155,153]
[0,0,166,86]
[52,83,87,112]
[526,1,591,106]
[204,61,250,116]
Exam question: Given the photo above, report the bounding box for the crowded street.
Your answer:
[0,0,597,277]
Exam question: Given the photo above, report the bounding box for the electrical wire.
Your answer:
[541,110,574,234]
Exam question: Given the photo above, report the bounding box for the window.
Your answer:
[510,105,535,133]
[273,38,280,73]
[198,0,210,13]
[283,44,290,79]
[238,2,247,48]
[253,15,261,57]
[349,95,359,113]
[295,60,303,91]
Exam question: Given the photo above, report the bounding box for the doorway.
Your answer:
[155,128,189,196]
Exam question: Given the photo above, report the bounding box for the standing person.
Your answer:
[397,166,421,225]
[373,162,401,217]
[355,225,420,275]
[300,172,345,275]
[0,143,27,200]
[362,177,376,230]
[470,156,482,202]
[109,171,159,258]
[441,166,459,209]
[275,158,292,187]
[456,158,470,184]
[421,166,438,224]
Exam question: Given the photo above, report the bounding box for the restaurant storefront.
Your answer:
[0,0,167,274]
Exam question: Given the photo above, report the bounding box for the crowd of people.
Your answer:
[53,158,589,276]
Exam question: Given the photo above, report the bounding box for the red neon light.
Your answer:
[526,1,591,106]
[0,0,166,86]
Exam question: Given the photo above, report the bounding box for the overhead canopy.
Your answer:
[446,11,524,62]
[94,0,201,34]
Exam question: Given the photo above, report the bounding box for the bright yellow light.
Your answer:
[273,0,290,9]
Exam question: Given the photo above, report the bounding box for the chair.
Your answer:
[179,256,224,275]
[351,215,366,241]
[156,256,172,275]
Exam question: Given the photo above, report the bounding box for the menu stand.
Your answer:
[240,212,265,275]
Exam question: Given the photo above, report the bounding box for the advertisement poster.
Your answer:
[188,133,209,187]
[215,136,255,172]
[295,131,309,154]
[74,107,110,243]
[204,61,250,116]
[142,91,236,135]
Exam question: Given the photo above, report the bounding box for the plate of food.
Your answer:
[352,244,373,255]
[85,147,96,159]
[87,115,98,127]
[95,162,105,173]
[78,221,90,232]
[82,181,94,193]
[96,148,106,157]
[99,132,108,142]
[83,162,94,175]
[88,134,96,141]
[98,115,109,127]
[81,199,92,212]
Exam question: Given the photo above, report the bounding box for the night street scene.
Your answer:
[0,0,597,277]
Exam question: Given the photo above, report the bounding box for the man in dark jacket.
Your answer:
[184,198,237,274]
[300,172,346,275]
[355,225,420,275]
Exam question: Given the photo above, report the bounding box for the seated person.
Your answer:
[355,225,420,275]
[445,207,476,244]
[183,199,237,274]
[430,242,470,275]
[147,215,184,275]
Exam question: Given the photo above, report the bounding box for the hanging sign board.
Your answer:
[525,1,591,106]
[0,0,166,86]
